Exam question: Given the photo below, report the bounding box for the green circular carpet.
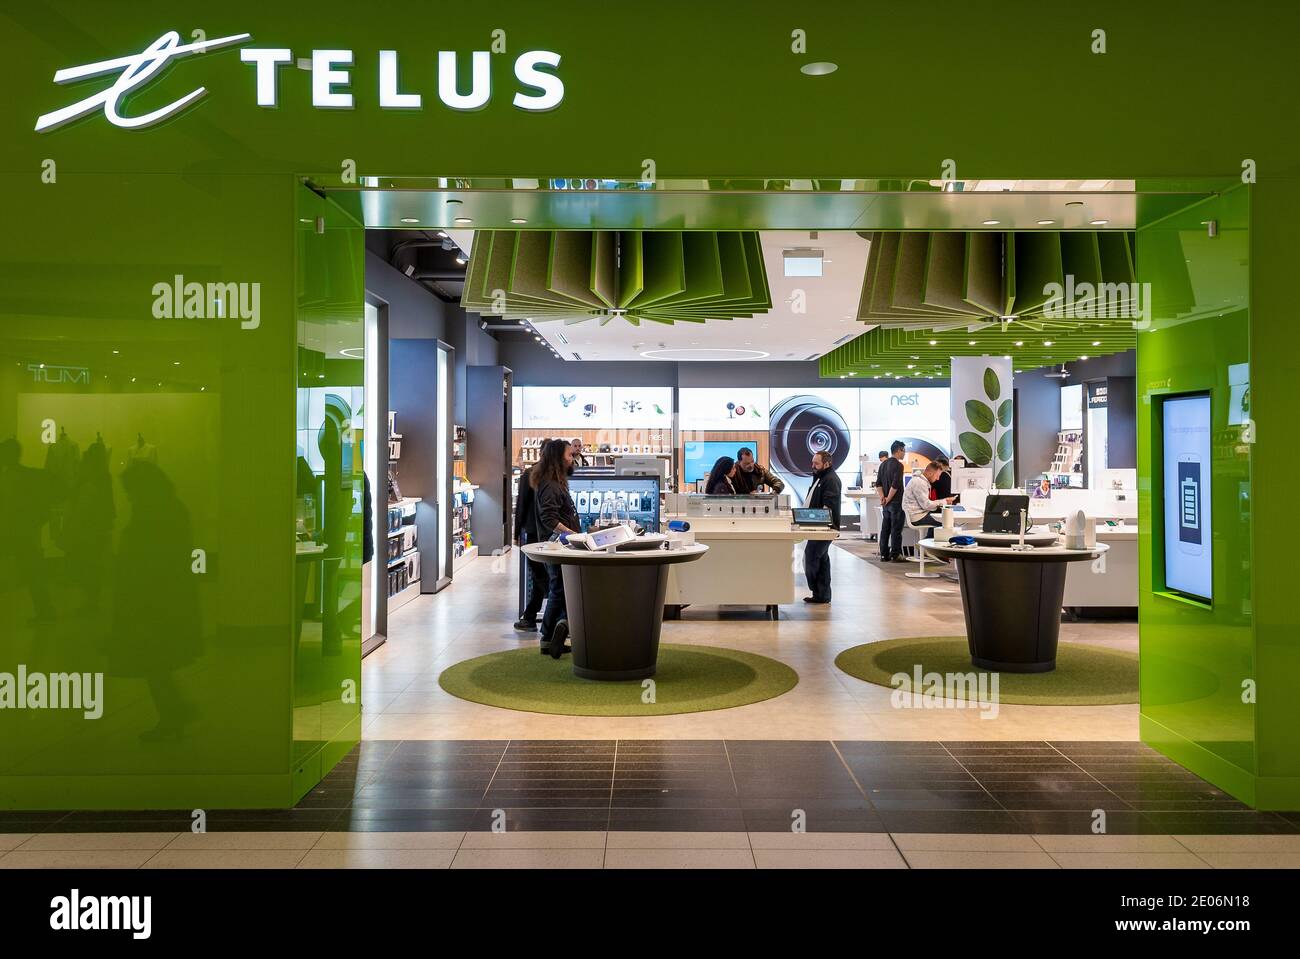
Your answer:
[835,636,1138,705]
[439,644,798,716]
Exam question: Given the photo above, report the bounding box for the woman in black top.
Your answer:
[931,455,953,500]
[531,439,580,658]
[705,456,738,495]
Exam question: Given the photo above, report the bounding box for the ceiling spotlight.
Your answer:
[907,364,915,369]
[800,61,838,76]
[435,230,448,238]
[455,256,467,265]
[1043,340,1054,346]
[1090,219,1109,226]
[454,217,473,224]
[400,217,419,224]
[982,219,1000,226]
[968,340,977,345]
[929,339,937,345]
[1014,340,1023,346]
[1081,355,1089,360]
[510,217,527,224]
[1092,340,1101,346]
[1037,219,1055,225]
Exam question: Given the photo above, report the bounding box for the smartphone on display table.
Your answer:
[1177,454,1203,556]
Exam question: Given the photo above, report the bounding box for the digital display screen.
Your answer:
[683,440,757,484]
[568,477,660,533]
[1162,394,1212,603]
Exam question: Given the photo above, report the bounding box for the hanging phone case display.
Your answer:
[452,425,478,569]
[386,412,421,603]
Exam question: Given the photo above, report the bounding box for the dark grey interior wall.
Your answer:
[1107,376,1137,469]
[365,251,448,340]
[389,338,442,594]
[443,305,501,423]
[1013,350,1137,480]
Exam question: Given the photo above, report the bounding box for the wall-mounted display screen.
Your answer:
[683,440,758,483]
[569,477,661,532]
[1162,393,1212,604]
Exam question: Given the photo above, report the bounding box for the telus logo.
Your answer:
[50,890,151,940]
[35,30,564,132]
[152,275,260,329]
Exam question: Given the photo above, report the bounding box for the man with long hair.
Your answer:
[530,439,580,657]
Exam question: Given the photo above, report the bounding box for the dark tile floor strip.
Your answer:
[8,740,1297,836]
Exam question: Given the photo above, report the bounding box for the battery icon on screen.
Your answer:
[1180,476,1198,527]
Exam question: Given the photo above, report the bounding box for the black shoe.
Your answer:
[513,617,538,631]
[549,620,570,658]
[805,597,830,605]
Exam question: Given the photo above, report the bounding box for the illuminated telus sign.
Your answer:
[35,30,564,132]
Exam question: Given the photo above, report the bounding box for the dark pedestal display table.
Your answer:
[919,537,1109,673]
[522,541,709,680]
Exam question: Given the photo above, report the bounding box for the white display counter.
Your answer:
[662,514,838,619]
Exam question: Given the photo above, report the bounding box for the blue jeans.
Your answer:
[540,563,567,646]
[880,502,904,558]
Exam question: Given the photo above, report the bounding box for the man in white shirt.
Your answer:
[902,461,954,532]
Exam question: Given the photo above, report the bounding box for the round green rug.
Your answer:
[438,644,798,716]
[835,636,1138,705]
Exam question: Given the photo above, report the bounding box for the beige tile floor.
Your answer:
[363,544,1139,741]
[1,830,1291,868]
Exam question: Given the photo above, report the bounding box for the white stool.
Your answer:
[903,512,942,579]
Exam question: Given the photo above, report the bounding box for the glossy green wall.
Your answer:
[1136,184,1257,802]
[3,0,1300,809]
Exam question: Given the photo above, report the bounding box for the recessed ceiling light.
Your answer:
[454,217,473,224]
[800,62,838,76]
[968,340,977,345]
[1081,355,1089,360]
[510,218,527,224]
[1044,340,1054,346]
[1037,219,1055,225]
[929,339,937,345]
[1092,340,1101,346]
[982,219,1000,226]
[907,364,915,369]
[1014,340,1023,346]
[1090,219,1109,226]
[400,217,419,224]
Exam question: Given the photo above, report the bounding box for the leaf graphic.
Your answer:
[984,368,1001,402]
[995,461,1016,489]
[965,399,995,434]
[959,431,992,466]
[997,429,1015,461]
[998,399,1013,428]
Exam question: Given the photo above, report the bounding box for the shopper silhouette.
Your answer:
[108,459,202,741]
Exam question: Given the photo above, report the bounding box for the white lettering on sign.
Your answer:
[38,34,565,130]
[34,31,252,132]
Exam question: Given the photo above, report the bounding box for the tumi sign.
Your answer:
[34,29,564,132]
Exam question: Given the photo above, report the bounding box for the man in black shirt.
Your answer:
[802,450,842,604]
[878,440,907,561]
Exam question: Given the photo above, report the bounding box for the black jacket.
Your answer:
[535,478,580,536]
[514,467,543,544]
[877,456,904,507]
[805,467,843,529]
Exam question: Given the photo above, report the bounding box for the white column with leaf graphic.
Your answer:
[950,356,1015,489]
